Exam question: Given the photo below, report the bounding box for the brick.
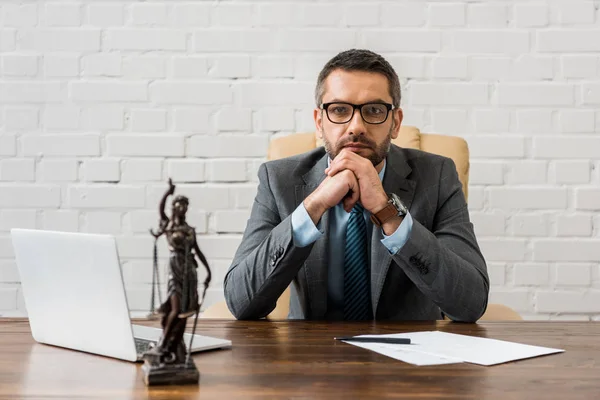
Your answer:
[561,56,598,78]
[411,83,488,105]
[489,290,533,313]
[4,107,38,130]
[295,3,344,27]
[116,236,154,258]
[239,82,313,107]
[188,136,268,158]
[362,30,440,52]
[0,159,35,181]
[506,161,547,184]
[512,56,554,80]
[88,4,124,27]
[0,29,16,52]
[431,57,468,79]
[83,211,122,234]
[0,210,36,231]
[400,108,426,128]
[214,210,251,233]
[126,210,207,234]
[68,185,145,208]
[44,55,79,77]
[537,291,600,313]
[514,263,549,286]
[44,106,80,130]
[488,263,506,286]
[106,29,186,51]
[534,137,600,158]
[206,160,247,182]
[39,159,78,182]
[345,3,379,27]
[212,3,254,27]
[166,160,206,183]
[294,55,331,80]
[121,159,163,182]
[151,82,232,105]
[71,82,147,102]
[0,136,16,156]
[498,84,574,106]
[124,287,152,311]
[429,4,465,27]
[173,108,210,133]
[81,159,120,182]
[82,54,121,77]
[556,215,593,237]
[19,29,100,51]
[259,108,295,132]
[470,212,505,236]
[147,185,231,212]
[551,161,591,184]
[471,57,510,80]
[556,264,592,286]
[510,214,549,236]
[131,4,167,26]
[534,240,600,262]
[216,108,252,132]
[387,56,426,79]
[381,4,425,27]
[194,29,276,52]
[22,134,99,156]
[196,236,241,259]
[122,56,165,79]
[560,110,595,133]
[467,187,484,210]
[0,261,20,283]
[0,185,60,208]
[106,135,184,157]
[515,4,548,27]
[538,30,600,52]
[41,210,79,232]
[83,106,123,131]
[229,184,258,209]
[43,3,81,27]
[209,55,250,78]
[582,83,600,104]
[0,237,14,258]
[2,55,38,77]
[257,3,293,26]
[491,188,566,210]
[253,56,293,78]
[453,31,529,54]
[479,239,527,261]
[474,109,510,133]
[172,4,210,27]
[0,82,63,103]
[576,189,600,210]
[469,162,504,185]
[295,110,314,132]
[0,288,17,311]
[131,109,167,132]
[467,136,525,159]
[171,57,208,79]
[431,109,469,135]
[558,2,595,24]
[2,4,37,27]
[467,4,508,27]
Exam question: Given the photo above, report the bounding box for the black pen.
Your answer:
[334,336,411,344]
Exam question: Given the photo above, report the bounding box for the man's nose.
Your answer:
[347,107,366,135]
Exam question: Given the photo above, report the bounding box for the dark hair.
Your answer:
[171,195,189,206]
[315,49,401,108]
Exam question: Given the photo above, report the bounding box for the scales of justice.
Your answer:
[142,178,212,386]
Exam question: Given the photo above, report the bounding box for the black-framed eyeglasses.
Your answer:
[320,102,394,125]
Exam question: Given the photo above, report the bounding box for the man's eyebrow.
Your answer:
[324,98,391,104]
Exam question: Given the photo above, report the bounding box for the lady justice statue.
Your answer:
[142,178,212,386]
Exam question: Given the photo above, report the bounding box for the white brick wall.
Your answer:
[0,0,598,321]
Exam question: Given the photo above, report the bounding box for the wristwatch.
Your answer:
[370,193,408,227]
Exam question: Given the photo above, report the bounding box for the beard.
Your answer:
[322,124,394,167]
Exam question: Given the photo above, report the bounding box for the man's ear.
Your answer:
[391,108,403,140]
[314,108,323,139]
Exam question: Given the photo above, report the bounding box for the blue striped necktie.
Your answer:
[343,203,373,320]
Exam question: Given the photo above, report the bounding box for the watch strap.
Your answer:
[370,203,398,227]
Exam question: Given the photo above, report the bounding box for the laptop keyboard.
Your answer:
[134,337,156,355]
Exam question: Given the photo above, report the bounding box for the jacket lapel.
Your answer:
[370,145,416,315]
[295,152,329,318]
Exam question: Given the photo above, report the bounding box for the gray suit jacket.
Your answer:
[224,144,489,322]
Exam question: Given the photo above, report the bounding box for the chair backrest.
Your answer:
[268,126,470,200]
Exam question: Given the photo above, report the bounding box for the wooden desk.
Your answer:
[1,319,599,399]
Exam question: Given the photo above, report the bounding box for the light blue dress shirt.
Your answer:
[290,159,414,319]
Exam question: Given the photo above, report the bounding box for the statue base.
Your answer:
[142,354,199,386]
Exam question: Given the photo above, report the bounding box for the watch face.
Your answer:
[389,193,407,215]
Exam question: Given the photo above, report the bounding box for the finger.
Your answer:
[327,159,357,177]
[343,172,360,212]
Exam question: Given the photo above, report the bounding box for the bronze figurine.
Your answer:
[142,178,211,386]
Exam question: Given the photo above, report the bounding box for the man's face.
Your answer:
[314,69,403,170]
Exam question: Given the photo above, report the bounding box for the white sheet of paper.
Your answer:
[345,332,564,366]
[347,341,462,366]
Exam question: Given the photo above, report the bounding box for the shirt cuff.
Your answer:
[291,202,324,247]
[380,212,413,255]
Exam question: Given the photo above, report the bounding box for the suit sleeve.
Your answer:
[223,163,316,320]
[391,158,490,322]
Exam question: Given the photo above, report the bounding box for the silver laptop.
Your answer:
[11,228,231,362]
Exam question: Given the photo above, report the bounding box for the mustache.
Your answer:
[338,136,375,148]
